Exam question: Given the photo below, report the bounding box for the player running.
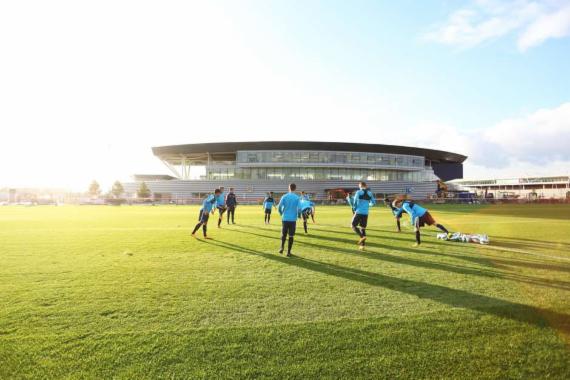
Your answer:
[352,182,376,250]
[393,197,451,247]
[191,189,220,239]
[277,184,301,256]
[299,196,314,234]
[225,187,237,224]
[263,192,276,224]
[215,186,227,228]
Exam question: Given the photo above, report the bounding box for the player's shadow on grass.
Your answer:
[233,226,570,291]
[201,238,570,334]
[306,225,570,273]
[413,247,570,274]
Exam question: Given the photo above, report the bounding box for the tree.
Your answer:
[88,180,101,198]
[137,182,151,199]
[111,181,124,199]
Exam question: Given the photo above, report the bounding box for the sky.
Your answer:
[1,0,569,191]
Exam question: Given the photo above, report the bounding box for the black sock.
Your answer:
[192,223,202,234]
[396,220,401,231]
[304,221,307,233]
[436,224,449,234]
[218,218,221,227]
[281,235,286,249]
[415,230,421,244]
[203,224,207,237]
[288,237,294,253]
[361,229,366,245]
[268,214,271,223]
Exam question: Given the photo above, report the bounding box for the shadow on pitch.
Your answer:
[232,225,570,291]
[304,224,570,273]
[201,238,570,334]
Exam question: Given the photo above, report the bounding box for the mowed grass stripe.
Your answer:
[0,204,569,379]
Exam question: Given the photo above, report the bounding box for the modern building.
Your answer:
[123,141,466,203]
[450,176,570,200]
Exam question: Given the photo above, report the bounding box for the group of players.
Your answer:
[191,182,451,256]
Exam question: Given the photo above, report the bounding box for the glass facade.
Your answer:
[206,166,432,182]
[236,150,424,168]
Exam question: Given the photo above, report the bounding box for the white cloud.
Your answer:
[518,3,570,50]
[425,1,570,51]
[392,102,570,179]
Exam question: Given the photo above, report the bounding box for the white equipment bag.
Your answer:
[437,232,490,245]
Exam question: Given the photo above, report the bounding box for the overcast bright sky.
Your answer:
[1,0,569,191]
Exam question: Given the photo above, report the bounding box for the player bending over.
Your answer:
[277,184,301,257]
[300,191,315,222]
[393,197,451,247]
[352,182,376,250]
[385,197,402,232]
[263,192,276,224]
[215,186,227,228]
[299,196,314,234]
[191,189,220,238]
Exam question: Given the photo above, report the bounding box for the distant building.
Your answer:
[450,176,570,199]
[123,141,466,203]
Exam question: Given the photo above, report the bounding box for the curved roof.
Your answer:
[152,141,466,163]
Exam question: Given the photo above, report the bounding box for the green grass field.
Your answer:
[1,204,569,379]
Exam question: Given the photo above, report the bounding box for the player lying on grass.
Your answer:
[278,183,301,257]
[191,189,221,239]
[392,197,451,247]
[300,192,316,223]
[352,182,376,250]
[299,196,315,234]
[215,186,227,228]
[263,192,276,224]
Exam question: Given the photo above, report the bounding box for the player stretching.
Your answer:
[352,182,376,250]
[191,189,220,239]
[225,187,237,224]
[263,192,276,224]
[385,197,402,232]
[216,186,227,228]
[277,184,301,256]
[299,196,314,234]
[300,192,315,222]
[393,198,451,247]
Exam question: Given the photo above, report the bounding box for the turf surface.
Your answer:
[1,204,569,379]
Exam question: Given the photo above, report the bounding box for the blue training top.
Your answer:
[353,188,376,215]
[215,192,226,207]
[263,196,275,210]
[201,194,217,213]
[278,192,301,222]
[395,200,427,224]
[299,198,313,212]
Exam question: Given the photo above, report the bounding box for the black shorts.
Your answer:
[415,212,435,228]
[199,211,210,224]
[217,206,227,214]
[301,208,312,220]
[281,221,296,237]
[352,213,368,228]
[264,208,272,214]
